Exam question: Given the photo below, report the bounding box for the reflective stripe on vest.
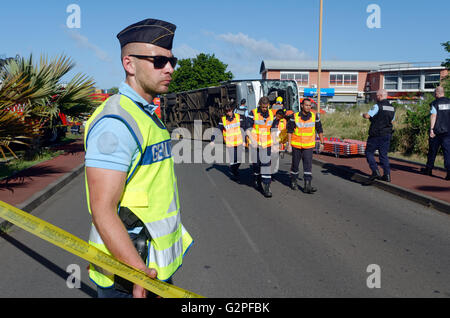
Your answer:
[270,104,284,116]
[222,114,243,147]
[251,109,273,148]
[234,107,247,116]
[382,105,395,112]
[278,118,287,131]
[84,94,193,286]
[291,112,316,149]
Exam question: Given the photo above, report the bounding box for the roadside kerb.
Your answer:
[0,162,85,233]
[311,157,450,215]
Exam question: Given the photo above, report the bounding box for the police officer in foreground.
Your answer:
[286,98,324,193]
[421,86,450,180]
[362,89,396,184]
[84,18,193,298]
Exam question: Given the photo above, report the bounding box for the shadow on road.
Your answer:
[415,185,450,192]
[205,163,301,192]
[0,233,96,298]
[0,165,64,193]
[319,163,368,185]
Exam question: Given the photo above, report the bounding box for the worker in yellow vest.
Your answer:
[247,96,277,197]
[270,96,285,117]
[287,98,324,193]
[271,109,287,175]
[84,18,193,298]
[210,104,245,183]
[275,109,288,151]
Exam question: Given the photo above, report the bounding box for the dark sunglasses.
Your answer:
[128,54,178,69]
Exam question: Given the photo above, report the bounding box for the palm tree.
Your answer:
[0,53,99,159]
[1,54,98,123]
[0,71,41,159]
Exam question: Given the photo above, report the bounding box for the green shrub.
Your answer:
[322,100,437,157]
[393,94,433,155]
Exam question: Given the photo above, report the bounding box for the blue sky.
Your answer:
[1,0,449,89]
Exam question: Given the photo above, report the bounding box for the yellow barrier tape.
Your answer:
[0,200,204,298]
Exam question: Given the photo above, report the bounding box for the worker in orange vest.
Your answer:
[287,98,324,193]
[271,109,287,175]
[275,109,287,151]
[270,96,285,117]
[247,96,278,197]
[211,104,245,183]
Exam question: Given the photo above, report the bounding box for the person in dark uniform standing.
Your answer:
[363,89,396,183]
[247,96,278,197]
[421,86,450,180]
[234,99,249,120]
[235,99,249,147]
[286,98,324,193]
[210,104,246,183]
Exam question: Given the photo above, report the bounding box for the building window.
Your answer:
[384,75,398,90]
[401,74,420,90]
[330,73,357,86]
[424,74,440,89]
[280,72,309,87]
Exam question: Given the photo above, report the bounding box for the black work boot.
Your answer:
[262,183,272,198]
[303,180,317,194]
[364,169,381,185]
[230,166,240,183]
[380,174,391,182]
[445,172,450,181]
[290,174,298,190]
[253,175,262,190]
[420,167,432,176]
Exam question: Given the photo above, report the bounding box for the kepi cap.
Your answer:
[117,18,176,49]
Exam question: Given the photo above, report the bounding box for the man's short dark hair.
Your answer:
[240,99,246,105]
[259,96,270,105]
[224,104,233,112]
[301,98,312,105]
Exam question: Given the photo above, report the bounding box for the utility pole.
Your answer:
[317,0,323,114]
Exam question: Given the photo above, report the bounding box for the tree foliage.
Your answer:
[169,53,233,93]
[0,54,98,121]
[0,53,99,158]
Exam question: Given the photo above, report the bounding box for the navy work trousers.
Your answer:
[251,146,272,184]
[426,133,450,172]
[290,147,313,181]
[365,134,391,175]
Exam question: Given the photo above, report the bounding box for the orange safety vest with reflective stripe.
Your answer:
[222,113,243,147]
[270,103,284,117]
[251,109,274,148]
[291,112,316,149]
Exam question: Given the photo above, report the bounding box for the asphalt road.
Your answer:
[0,145,449,298]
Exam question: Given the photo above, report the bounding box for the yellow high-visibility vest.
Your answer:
[222,114,243,147]
[291,112,316,149]
[84,94,193,287]
[251,109,274,148]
